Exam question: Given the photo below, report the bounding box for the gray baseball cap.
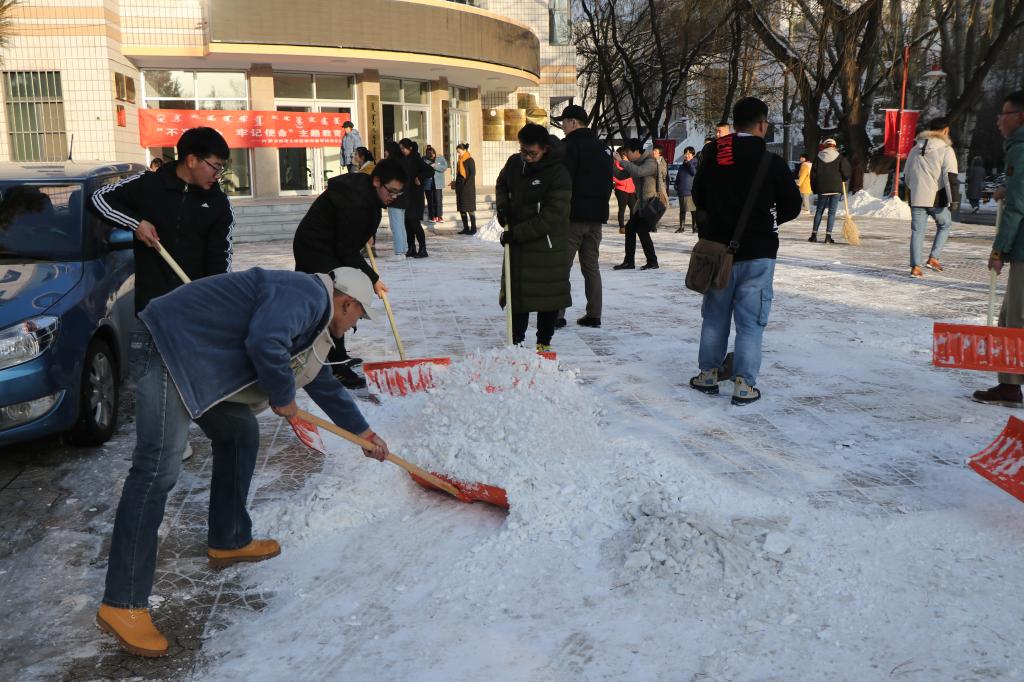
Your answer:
[329,267,375,320]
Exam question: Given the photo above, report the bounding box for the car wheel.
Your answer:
[69,337,119,446]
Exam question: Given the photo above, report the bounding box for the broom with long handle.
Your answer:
[841,181,861,246]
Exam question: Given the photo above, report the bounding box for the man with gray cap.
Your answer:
[97,266,387,658]
[341,120,364,173]
[554,104,613,328]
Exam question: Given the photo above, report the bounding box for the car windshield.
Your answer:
[0,182,84,261]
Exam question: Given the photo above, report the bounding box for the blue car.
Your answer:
[0,162,143,446]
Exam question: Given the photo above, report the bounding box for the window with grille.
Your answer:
[549,0,571,46]
[3,71,68,162]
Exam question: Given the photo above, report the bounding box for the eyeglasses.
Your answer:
[383,184,404,198]
[520,147,543,159]
[997,110,1022,118]
[203,159,226,177]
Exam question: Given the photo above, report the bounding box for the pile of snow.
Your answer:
[861,172,887,199]
[475,215,503,243]
[400,347,614,541]
[845,190,911,220]
[622,489,790,589]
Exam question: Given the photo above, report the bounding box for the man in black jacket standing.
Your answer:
[689,97,802,405]
[292,159,406,387]
[554,105,612,328]
[91,127,235,314]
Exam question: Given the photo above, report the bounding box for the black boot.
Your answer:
[613,262,635,270]
[413,249,429,258]
[824,234,836,244]
[972,383,1023,408]
[333,361,367,390]
[405,248,416,258]
[808,233,818,243]
[468,214,477,235]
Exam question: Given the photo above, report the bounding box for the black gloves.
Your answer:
[499,229,514,246]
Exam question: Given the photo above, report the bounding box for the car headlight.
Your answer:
[0,316,60,371]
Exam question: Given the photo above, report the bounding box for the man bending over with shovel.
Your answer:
[97,266,388,658]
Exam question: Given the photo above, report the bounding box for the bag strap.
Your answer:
[728,151,774,253]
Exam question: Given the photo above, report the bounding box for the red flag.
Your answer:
[883,109,920,158]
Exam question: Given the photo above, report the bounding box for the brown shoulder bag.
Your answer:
[685,152,773,294]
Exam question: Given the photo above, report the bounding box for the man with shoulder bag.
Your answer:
[612,139,663,270]
[687,97,802,405]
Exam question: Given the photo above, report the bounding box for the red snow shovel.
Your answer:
[932,204,1024,372]
[967,416,1024,503]
[290,410,509,508]
[360,242,450,396]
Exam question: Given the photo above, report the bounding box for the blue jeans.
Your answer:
[697,258,775,387]
[103,328,261,609]
[812,194,840,234]
[388,207,408,255]
[910,206,951,267]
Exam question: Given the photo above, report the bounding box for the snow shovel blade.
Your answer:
[968,416,1024,503]
[933,322,1024,373]
[407,471,509,509]
[362,357,451,397]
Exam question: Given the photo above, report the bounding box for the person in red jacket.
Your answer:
[613,146,636,234]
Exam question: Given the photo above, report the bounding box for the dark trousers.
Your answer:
[460,211,477,233]
[404,203,427,252]
[427,189,443,219]
[623,211,658,266]
[512,310,558,346]
[615,189,636,229]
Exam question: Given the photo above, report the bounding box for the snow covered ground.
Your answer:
[194,218,1022,680]
[4,213,1022,681]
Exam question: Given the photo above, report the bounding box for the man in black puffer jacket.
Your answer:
[91,127,235,314]
[292,159,406,386]
[690,97,802,406]
[554,105,613,328]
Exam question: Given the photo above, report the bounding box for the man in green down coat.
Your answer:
[496,123,572,351]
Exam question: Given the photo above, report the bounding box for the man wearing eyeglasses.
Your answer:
[973,90,1024,407]
[292,158,407,388]
[92,127,236,316]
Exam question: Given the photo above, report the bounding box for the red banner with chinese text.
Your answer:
[883,109,920,158]
[654,139,677,163]
[138,109,351,148]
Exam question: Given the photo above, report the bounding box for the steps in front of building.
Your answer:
[229,195,496,243]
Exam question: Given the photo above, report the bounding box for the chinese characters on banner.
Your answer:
[654,139,677,164]
[883,109,920,158]
[138,109,352,148]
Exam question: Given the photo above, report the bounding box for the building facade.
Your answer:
[0,0,576,233]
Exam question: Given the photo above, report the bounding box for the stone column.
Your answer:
[429,77,447,154]
[467,87,484,192]
[248,64,278,199]
[357,70,382,162]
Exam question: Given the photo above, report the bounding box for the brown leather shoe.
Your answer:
[910,266,923,278]
[208,539,281,569]
[971,384,1023,408]
[96,604,169,658]
[618,227,625,234]
[925,257,943,271]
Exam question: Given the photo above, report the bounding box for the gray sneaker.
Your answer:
[732,377,761,406]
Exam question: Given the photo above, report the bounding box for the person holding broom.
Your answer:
[973,90,1024,407]
[496,123,572,351]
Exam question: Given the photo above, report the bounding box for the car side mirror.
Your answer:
[108,228,134,250]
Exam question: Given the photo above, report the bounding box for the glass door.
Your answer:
[277,105,314,195]
[318,105,352,185]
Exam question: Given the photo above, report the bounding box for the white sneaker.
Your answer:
[388,254,405,262]
[182,442,193,461]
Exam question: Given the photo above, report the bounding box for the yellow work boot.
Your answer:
[207,539,281,569]
[96,604,168,658]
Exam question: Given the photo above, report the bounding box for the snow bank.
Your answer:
[845,191,911,220]
[475,215,503,243]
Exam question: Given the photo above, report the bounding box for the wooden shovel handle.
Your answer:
[504,239,513,346]
[295,410,462,499]
[365,241,407,361]
[156,243,191,284]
